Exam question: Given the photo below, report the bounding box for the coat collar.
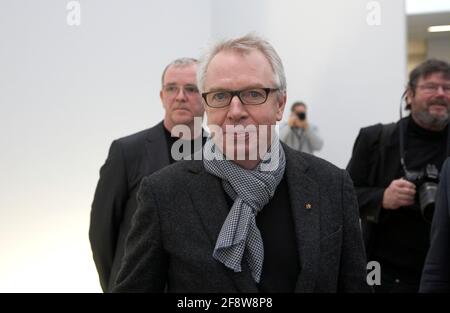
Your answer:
[184,144,320,292]
[384,120,401,148]
[145,121,171,167]
[146,121,168,144]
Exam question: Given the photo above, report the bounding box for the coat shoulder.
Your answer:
[111,122,166,165]
[284,144,342,176]
[358,123,385,140]
[115,122,163,148]
[304,152,341,174]
[138,160,202,199]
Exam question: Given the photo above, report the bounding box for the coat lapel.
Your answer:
[184,146,322,292]
[283,147,320,292]
[186,161,259,292]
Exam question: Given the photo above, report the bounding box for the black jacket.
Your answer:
[347,121,401,226]
[420,157,450,293]
[89,121,170,292]
[113,145,371,292]
[347,117,447,285]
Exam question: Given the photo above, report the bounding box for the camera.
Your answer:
[297,112,306,121]
[404,164,439,223]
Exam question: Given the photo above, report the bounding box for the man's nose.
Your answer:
[436,86,447,96]
[175,87,187,101]
[227,95,248,121]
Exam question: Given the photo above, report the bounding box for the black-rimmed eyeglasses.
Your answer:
[202,88,279,108]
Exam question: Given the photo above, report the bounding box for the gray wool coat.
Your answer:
[113,144,371,293]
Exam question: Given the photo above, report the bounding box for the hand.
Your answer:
[295,119,309,129]
[288,115,297,127]
[382,178,416,210]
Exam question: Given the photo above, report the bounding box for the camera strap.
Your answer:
[399,91,409,174]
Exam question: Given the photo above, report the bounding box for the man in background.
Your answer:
[279,101,323,154]
[347,59,450,292]
[89,57,205,292]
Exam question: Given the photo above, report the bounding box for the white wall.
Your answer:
[210,0,269,39]
[210,0,406,168]
[0,0,211,292]
[0,0,406,292]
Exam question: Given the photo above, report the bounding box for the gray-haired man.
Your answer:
[114,34,370,293]
[89,58,205,292]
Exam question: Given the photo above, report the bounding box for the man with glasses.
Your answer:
[89,57,205,292]
[347,59,450,292]
[113,34,370,293]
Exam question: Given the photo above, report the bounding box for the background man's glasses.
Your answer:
[418,84,450,95]
[202,88,279,108]
[163,84,199,96]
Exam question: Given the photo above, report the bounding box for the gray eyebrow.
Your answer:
[164,83,198,87]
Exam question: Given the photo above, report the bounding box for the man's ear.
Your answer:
[276,91,287,121]
[160,89,166,109]
[406,88,412,101]
[405,88,413,109]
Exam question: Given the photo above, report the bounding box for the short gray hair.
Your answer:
[197,33,287,94]
[161,57,198,87]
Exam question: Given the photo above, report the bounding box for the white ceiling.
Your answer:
[407,0,450,15]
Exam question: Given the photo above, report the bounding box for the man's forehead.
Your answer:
[205,50,274,88]
[420,72,450,82]
[166,64,196,74]
[163,65,197,82]
[208,49,266,66]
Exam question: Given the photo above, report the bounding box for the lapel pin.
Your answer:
[305,203,312,210]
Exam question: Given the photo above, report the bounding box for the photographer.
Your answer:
[279,101,323,154]
[347,59,450,292]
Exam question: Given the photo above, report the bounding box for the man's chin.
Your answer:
[172,114,193,125]
[429,106,449,117]
[416,111,448,130]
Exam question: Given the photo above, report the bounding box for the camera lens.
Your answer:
[297,112,306,120]
[419,182,438,223]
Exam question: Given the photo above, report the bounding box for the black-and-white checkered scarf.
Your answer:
[203,136,286,283]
